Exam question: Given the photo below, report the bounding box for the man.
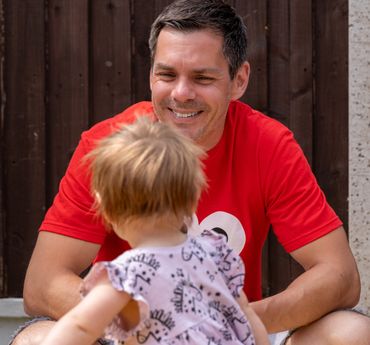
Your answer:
[12,1,370,345]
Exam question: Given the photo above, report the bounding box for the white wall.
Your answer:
[349,0,370,314]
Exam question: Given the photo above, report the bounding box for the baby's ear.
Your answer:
[94,191,102,204]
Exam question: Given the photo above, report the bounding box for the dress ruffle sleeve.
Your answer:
[80,260,150,342]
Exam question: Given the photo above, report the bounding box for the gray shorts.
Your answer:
[7,316,113,345]
[8,308,369,345]
[7,317,292,345]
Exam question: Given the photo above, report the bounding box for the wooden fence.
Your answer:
[0,0,348,298]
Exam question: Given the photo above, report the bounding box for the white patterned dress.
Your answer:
[81,230,255,345]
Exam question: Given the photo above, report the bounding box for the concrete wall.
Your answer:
[0,299,30,345]
[349,0,370,314]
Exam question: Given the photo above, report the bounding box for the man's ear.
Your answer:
[149,68,153,91]
[230,62,250,100]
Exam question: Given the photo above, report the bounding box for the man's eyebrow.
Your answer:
[193,67,222,75]
[153,63,174,71]
[153,63,222,76]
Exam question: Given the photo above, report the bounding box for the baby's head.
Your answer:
[88,117,207,230]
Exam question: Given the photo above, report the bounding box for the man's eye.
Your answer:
[195,76,214,83]
[156,72,175,80]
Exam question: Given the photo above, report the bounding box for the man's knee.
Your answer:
[10,319,110,345]
[11,320,55,345]
[328,310,370,345]
[290,310,370,345]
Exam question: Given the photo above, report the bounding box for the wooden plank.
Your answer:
[131,1,180,104]
[314,0,348,229]
[289,0,313,160]
[268,0,290,127]
[267,0,313,154]
[90,0,131,124]
[232,0,269,296]
[131,0,155,103]
[235,0,268,112]
[47,0,89,203]
[267,0,293,296]
[267,0,312,295]
[3,0,45,296]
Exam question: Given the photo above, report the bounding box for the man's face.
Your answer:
[150,28,248,150]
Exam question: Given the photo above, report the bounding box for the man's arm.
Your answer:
[23,231,100,319]
[251,226,360,333]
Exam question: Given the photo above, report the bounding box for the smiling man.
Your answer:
[11,1,370,345]
[150,28,246,150]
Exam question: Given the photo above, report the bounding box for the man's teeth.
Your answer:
[173,110,198,118]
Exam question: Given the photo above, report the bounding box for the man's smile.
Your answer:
[170,109,202,119]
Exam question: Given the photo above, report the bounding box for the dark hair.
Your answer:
[149,0,248,79]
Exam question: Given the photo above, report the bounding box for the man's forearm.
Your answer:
[23,232,100,320]
[250,263,360,333]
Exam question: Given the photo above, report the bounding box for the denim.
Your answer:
[7,315,113,345]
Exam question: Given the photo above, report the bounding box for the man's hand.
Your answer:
[251,227,360,333]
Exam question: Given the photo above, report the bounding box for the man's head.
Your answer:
[149,0,247,79]
[88,118,207,227]
[149,1,250,150]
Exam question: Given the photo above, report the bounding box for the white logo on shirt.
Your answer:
[188,212,246,254]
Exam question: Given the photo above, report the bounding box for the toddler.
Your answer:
[41,118,269,345]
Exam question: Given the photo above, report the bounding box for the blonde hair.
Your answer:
[87,117,207,227]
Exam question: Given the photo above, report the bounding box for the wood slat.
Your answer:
[289,0,313,160]
[232,0,269,297]
[90,0,132,124]
[3,0,45,296]
[267,0,295,296]
[131,0,181,104]
[131,0,156,103]
[46,0,89,203]
[235,0,268,112]
[314,0,348,229]
[268,0,290,126]
[267,0,312,295]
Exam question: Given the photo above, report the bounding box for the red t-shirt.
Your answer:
[40,100,342,301]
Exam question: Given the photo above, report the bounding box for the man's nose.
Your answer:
[171,78,196,102]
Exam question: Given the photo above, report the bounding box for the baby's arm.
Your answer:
[237,290,270,345]
[41,272,133,345]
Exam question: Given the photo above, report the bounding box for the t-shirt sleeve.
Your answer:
[80,260,150,342]
[201,230,245,298]
[260,124,343,252]
[39,134,107,243]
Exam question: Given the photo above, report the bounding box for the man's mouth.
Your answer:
[171,109,201,118]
